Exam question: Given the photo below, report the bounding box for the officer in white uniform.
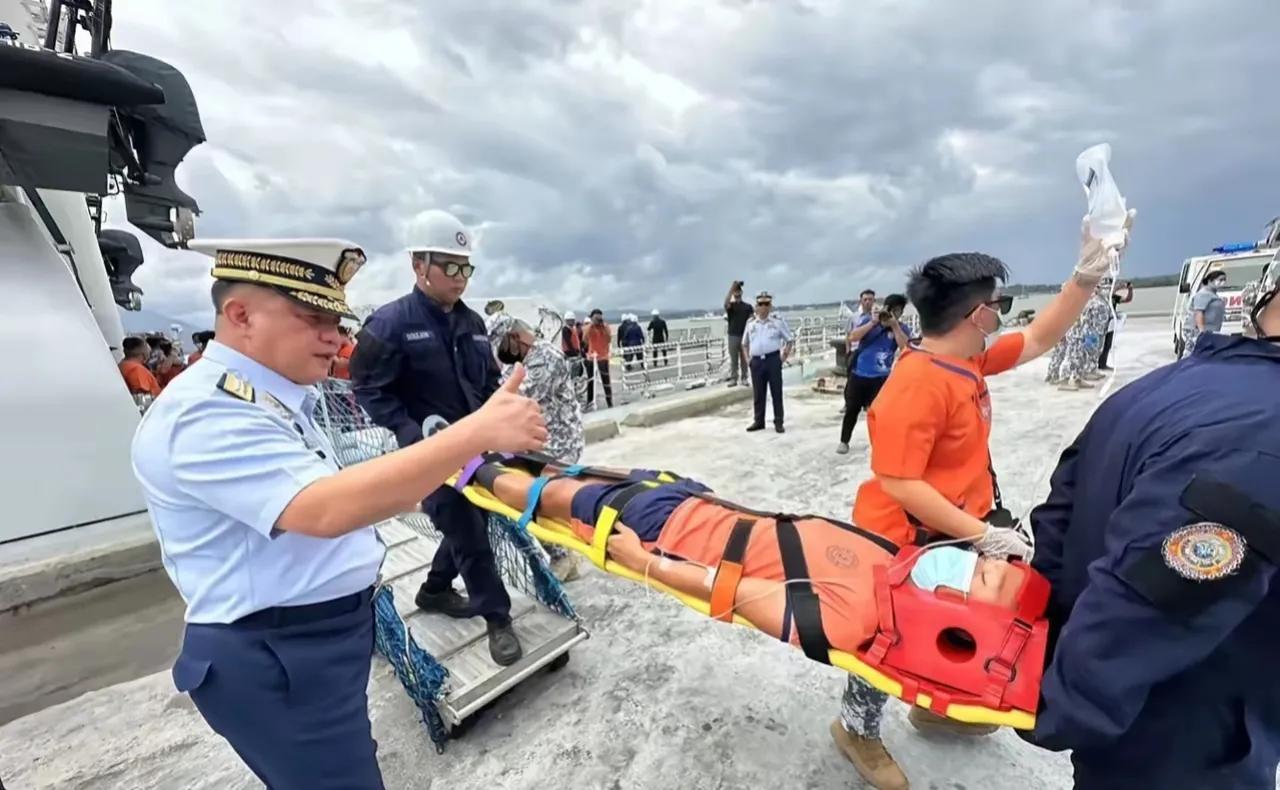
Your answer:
[131,238,546,789]
[742,290,794,433]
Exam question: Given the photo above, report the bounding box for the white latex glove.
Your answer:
[1075,208,1137,283]
[973,523,1034,561]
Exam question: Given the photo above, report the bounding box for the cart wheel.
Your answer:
[449,709,481,740]
[548,652,571,672]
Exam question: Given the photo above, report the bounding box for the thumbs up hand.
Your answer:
[500,364,527,393]
[468,364,548,452]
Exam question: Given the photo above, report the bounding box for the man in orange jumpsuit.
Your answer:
[119,336,162,397]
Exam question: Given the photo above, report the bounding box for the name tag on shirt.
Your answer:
[404,330,434,342]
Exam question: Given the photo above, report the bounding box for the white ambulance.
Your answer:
[1171,242,1275,357]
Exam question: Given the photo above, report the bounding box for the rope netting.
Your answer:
[311,380,575,749]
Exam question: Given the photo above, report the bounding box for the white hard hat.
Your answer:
[404,209,472,257]
[651,308,659,316]
[564,310,576,320]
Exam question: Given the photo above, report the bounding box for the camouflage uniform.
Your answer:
[839,675,889,739]
[902,312,922,342]
[1178,300,1201,360]
[502,341,584,565]
[507,341,584,464]
[1045,336,1069,384]
[1080,292,1112,376]
[1055,314,1091,386]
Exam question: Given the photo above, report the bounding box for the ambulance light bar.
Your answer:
[1213,242,1258,254]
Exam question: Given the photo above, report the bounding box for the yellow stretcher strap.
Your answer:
[589,481,657,569]
[444,467,1037,731]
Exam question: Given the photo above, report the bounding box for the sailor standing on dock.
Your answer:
[130,239,546,790]
[742,290,794,433]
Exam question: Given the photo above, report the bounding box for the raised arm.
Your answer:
[1016,211,1135,365]
[847,319,877,345]
[1016,275,1097,364]
[888,316,911,349]
[280,368,546,537]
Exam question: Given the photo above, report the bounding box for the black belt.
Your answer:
[751,350,780,359]
[232,587,374,629]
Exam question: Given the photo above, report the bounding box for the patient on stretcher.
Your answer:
[475,463,1027,655]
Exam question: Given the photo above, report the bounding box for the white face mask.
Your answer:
[972,304,1003,351]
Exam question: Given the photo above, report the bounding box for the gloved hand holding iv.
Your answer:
[973,522,1034,561]
[1074,143,1136,283]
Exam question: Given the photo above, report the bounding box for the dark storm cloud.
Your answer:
[111,0,1280,323]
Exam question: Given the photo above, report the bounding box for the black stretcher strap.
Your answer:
[723,519,755,564]
[599,481,654,525]
[776,518,831,664]
[688,490,898,554]
[472,462,505,490]
[988,456,1005,512]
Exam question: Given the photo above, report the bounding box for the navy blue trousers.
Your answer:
[422,485,512,623]
[173,588,384,789]
[750,351,784,426]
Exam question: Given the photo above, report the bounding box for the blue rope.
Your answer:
[372,586,451,752]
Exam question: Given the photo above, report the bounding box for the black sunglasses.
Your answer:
[434,261,475,279]
[756,300,773,307]
[972,295,1013,316]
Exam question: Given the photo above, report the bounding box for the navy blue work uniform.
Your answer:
[350,288,512,622]
[132,341,386,790]
[1026,334,1280,789]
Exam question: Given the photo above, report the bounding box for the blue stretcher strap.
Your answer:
[517,476,552,531]
[561,464,587,478]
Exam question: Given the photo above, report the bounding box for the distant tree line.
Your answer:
[1003,272,1179,296]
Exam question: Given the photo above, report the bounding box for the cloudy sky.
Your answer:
[105,0,1280,327]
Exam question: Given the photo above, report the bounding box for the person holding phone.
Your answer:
[724,280,753,386]
[836,294,909,454]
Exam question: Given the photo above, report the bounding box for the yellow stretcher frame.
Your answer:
[449,467,1036,730]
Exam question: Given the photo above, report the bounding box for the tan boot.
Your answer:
[550,553,581,583]
[829,720,909,790]
[907,706,998,737]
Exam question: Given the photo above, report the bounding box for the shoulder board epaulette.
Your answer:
[216,371,255,402]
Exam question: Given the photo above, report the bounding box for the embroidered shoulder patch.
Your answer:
[216,371,255,402]
[1162,523,1246,581]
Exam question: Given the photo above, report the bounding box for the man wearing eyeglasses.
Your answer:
[742,290,794,433]
[831,213,1135,790]
[351,209,523,666]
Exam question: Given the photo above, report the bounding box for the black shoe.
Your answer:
[487,621,523,666]
[1098,365,1113,371]
[775,424,785,434]
[746,423,765,432]
[415,587,473,619]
